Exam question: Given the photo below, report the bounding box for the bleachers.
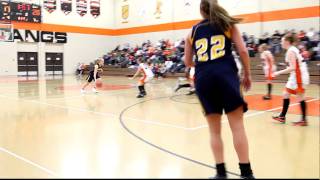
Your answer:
[83,55,320,84]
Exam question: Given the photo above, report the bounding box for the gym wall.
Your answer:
[0,0,319,76]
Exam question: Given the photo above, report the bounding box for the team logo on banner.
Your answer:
[121,0,129,23]
[154,0,162,19]
[90,0,100,18]
[44,0,56,13]
[61,0,72,15]
[76,0,87,17]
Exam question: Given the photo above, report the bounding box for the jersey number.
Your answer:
[195,35,226,62]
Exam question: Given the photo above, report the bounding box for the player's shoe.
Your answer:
[272,115,286,123]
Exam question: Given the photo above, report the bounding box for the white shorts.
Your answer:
[263,66,277,78]
[285,76,306,94]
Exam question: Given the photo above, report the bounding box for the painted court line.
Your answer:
[0,94,196,130]
[0,94,204,131]
[0,95,318,132]
[173,98,320,130]
[245,98,319,118]
[0,147,59,177]
[0,95,318,177]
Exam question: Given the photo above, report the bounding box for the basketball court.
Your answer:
[0,0,319,179]
[0,76,318,178]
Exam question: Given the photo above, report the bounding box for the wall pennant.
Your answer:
[154,0,162,19]
[90,0,100,18]
[0,1,11,21]
[121,0,129,23]
[44,0,56,13]
[61,0,72,15]
[76,0,87,17]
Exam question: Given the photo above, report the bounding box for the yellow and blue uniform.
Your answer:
[191,20,247,115]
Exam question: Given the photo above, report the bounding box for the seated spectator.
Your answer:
[313,42,320,61]
[271,30,282,54]
[242,32,248,45]
[299,44,310,62]
[307,28,320,48]
[298,30,309,43]
[259,33,270,45]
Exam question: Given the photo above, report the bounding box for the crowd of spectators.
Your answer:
[242,28,320,61]
[103,39,187,76]
[100,28,319,77]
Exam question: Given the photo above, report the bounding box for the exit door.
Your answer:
[46,53,64,75]
[17,52,39,76]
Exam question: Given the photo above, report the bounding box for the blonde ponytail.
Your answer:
[200,0,242,32]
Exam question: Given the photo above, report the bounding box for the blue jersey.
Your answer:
[191,20,236,74]
[190,20,247,115]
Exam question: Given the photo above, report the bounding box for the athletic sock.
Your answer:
[300,100,307,121]
[239,163,253,177]
[216,163,226,177]
[280,99,290,117]
[141,85,146,94]
[138,86,143,94]
[267,83,272,96]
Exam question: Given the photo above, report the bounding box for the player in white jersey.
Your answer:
[130,59,154,98]
[259,44,277,100]
[272,33,310,126]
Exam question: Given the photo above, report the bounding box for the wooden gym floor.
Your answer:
[0,75,319,178]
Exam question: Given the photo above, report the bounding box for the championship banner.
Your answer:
[184,0,191,7]
[76,0,87,17]
[183,0,192,15]
[61,0,72,15]
[154,0,162,19]
[90,0,100,18]
[121,0,129,23]
[0,1,10,21]
[44,0,56,13]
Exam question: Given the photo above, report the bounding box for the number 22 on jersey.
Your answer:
[195,35,226,62]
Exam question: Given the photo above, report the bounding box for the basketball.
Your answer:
[96,80,103,88]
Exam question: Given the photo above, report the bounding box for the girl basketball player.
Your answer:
[184,0,254,178]
[259,43,276,100]
[174,67,195,95]
[81,59,104,93]
[130,59,154,98]
[272,34,310,126]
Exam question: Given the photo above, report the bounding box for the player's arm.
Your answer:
[273,51,296,76]
[184,31,195,68]
[94,65,99,81]
[231,25,251,91]
[131,67,141,79]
